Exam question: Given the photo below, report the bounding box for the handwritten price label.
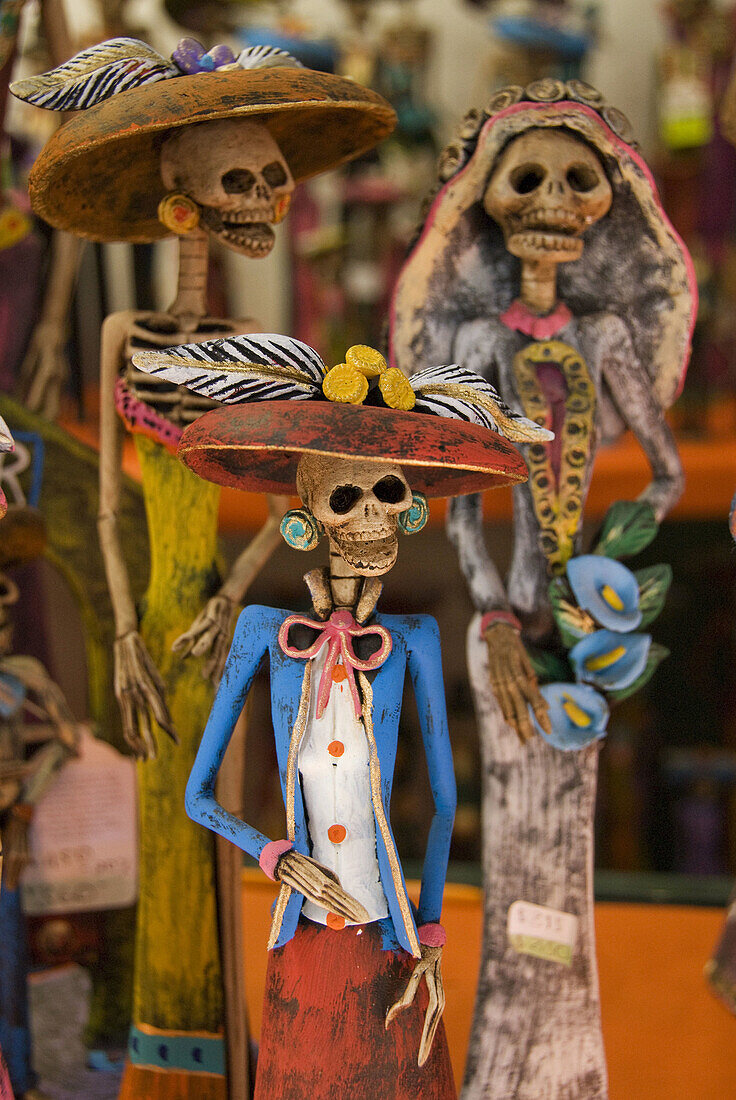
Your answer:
[21,729,137,915]
[507,900,578,966]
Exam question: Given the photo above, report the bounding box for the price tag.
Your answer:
[507,900,577,966]
[21,728,137,915]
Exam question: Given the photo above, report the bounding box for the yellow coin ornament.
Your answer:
[346,344,387,379]
[379,368,416,411]
[322,363,369,405]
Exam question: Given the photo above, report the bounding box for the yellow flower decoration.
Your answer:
[379,368,416,411]
[0,207,31,251]
[322,363,369,405]
[346,344,387,379]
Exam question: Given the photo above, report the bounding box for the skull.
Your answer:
[297,455,411,575]
[161,119,294,258]
[484,129,612,264]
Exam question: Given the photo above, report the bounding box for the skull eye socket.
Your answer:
[222,168,256,194]
[373,476,407,505]
[510,164,546,194]
[329,484,362,514]
[566,164,600,193]
[262,161,288,188]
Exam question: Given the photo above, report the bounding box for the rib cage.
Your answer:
[123,316,244,427]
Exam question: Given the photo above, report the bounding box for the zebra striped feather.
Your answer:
[235,45,303,70]
[411,363,553,443]
[132,333,326,405]
[10,38,176,111]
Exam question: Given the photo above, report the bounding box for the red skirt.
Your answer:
[254,918,457,1100]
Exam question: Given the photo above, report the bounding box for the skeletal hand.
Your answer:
[114,632,178,760]
[386,944,446,1066]
[172,595,234,685]
[18,321,71,420]
[484,622,551,744]
[275,850,369,924]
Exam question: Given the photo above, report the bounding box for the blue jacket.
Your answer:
[186,604,456,956]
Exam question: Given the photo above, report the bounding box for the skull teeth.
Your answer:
[216,222,275,256]
[510,230,583,254]
[517,207,585,233]
[222,210,275,225]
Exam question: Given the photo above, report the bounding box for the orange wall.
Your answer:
[241,871,736,1098]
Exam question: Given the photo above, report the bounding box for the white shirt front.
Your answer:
[298,645,389,926]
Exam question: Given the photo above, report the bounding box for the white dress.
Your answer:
[298,646,389,926]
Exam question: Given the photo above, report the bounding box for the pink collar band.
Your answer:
[500,299,573,339]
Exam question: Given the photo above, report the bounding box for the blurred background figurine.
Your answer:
[390,80,695,1098]
[0,505,79,1100]
[11,35,394,1099]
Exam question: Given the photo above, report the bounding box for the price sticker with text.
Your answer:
[507,900,578,966]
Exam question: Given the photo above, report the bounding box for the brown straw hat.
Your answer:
[16,44,395,242]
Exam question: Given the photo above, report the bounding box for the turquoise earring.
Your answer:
[398,491,429,535]
[280,508,323,551]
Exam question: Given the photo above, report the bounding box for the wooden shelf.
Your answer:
[60,413,736,533]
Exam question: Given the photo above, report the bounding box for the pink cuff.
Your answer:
[259,839,293,881]
[417,922,446,948]
[479,610,522,638]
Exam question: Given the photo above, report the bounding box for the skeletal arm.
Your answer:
[587,313,684,522]
[387,617,453,1064]
[447,322,550,742]
[98,311,177,758]
[186,607,367,922]
[173,494,290,684]
[18,231,81,419]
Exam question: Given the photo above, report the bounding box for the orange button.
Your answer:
[328,740,345,757]
[328,824,347,844]
[332,664,348,683]
[326,913,345,931]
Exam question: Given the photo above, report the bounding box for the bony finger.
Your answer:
[511,694,535,745]
[142,680,179,744]
[172,637,196,657]
[385,963,425,1029]
[136,706,158,762]
[324,887,369,923]
[190,627,219,658]
[532,698,552,737]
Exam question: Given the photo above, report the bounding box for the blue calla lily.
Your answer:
[530,682,609,751]
[567,554,642,632]
[570,629,651,691]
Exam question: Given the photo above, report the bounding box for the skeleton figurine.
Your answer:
[12,38,395,1099]
[0,507,79,1100]
[132,331,550,1099]
[390,81,696,1098]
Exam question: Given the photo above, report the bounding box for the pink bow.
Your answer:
[278,609,392,719]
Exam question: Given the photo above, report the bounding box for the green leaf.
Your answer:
[527,647,572,684]
[635,564,673,629]
[549,576,595,649]
[593,501,659,560]
[607,642,670,702]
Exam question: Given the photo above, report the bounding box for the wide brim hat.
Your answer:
[130,331,551,496]
[390,80,697,433]
[177,400,528,497]
[25,68,395,242]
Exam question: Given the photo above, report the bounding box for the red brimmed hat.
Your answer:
[132,335,552,498]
